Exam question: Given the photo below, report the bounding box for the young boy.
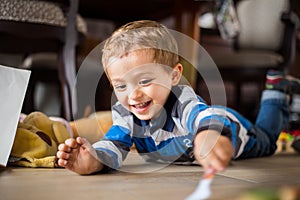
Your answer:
[56,20,296,175]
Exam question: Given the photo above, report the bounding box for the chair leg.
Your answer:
[57,0,79,121]
[57,48,77,121]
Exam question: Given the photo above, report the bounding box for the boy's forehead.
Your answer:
[107,50,155,70]
[107,58,168,81]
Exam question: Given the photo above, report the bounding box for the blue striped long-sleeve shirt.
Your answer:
[93,85,253,169]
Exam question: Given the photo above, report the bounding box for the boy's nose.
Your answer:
[128,86,143,100]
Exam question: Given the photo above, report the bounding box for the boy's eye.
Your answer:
[114,84,126,91]
[139,79,153,86]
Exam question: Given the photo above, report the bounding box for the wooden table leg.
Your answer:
[174,0,201,89]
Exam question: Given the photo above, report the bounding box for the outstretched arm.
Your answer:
[193,130,234,172]
[57,137,104,175]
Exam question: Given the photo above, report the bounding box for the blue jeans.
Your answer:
[238,90,289,159]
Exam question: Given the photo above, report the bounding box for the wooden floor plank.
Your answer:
[1,152,299,200]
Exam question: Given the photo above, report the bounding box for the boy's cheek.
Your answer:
[114,93,128,106]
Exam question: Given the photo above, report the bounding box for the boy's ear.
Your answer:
[171,63,183,85]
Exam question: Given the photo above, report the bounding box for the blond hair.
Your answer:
[102,20,179,70]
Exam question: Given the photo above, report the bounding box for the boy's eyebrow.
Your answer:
[110,77,124,83]
[110,67,158,83]
[136,71,155,76]
[111,73,153,82]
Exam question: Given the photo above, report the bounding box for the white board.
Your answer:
[0,65,30,166]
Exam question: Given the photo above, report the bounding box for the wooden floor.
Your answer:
[0,151,300,200]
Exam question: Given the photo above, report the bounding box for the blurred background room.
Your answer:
[0,0,299,123]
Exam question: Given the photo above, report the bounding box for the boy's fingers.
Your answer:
[199,158,210,171]
[199,151,227,172]
[76,137,91,148]
[196,153,227,172]
[58,143,71,152]
[210,154,226,172]
[57,158,68,167]
[65,138,79,148]
[56,151,70,160]
[76,137,86,145]
[77,137,98,159]
[215,145,231,162]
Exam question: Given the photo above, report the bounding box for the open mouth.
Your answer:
[131,101,152,112]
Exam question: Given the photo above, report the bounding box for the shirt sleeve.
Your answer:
[179,89,250,158]
[176,86,233,139]
[92,103,133,170]
[176,86,252,158]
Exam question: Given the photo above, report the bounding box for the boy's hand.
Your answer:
[193,130,234,172]
[57,137,103,175]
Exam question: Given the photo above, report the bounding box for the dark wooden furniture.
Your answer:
[199,0,299,110]
[78,0,213,88]
[0,0,85,120]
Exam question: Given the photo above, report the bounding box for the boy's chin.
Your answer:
[133,110,162,121]
[133,113,152,121]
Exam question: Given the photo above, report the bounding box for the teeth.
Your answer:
[135,102,148,108]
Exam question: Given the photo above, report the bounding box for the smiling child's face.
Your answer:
[106,50,182,120]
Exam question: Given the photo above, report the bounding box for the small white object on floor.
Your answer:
[185,168,215,200]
